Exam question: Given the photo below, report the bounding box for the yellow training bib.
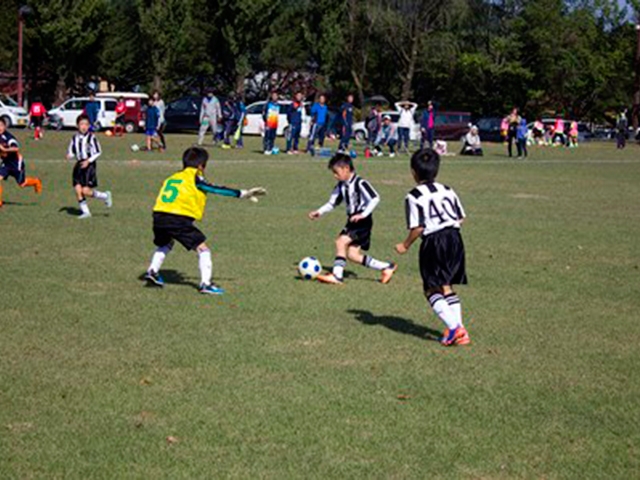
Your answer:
[153,167,207,220]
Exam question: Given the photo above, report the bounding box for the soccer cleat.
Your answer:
[440,326,465,346]
[456,327,471,346]
[105,191,113,208]
[380,263,398,284]
[316,273,344,285]
[77,212,92,220]
[145,270,164,287]
[199,283,225,295]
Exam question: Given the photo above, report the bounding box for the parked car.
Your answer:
[243,100,312,138]
[353,109,472,142]
[475,117,504,143]
[0,94,29,128]
[163,95,225,137]
[97,92,148,133]
[48,96,118,129]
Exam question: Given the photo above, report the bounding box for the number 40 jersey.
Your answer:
[404,182,466,236]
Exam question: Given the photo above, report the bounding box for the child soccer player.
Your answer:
[145,98,161,151]
[309,153,397,285]
[0,118,42,207]
[114,96,126,136]
[395,149,470,346]
[145,147,266,294]
[29,97,46,140]
[66,114,112,219]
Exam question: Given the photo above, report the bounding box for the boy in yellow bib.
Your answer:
[146,147,266,294]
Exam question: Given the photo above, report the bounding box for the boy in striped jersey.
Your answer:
[66,114,112,219]
[309,153,396,285]
[395,149,470,346]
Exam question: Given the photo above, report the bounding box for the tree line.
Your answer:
[0,0,638,123]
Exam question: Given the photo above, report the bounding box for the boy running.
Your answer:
[145,147,266,294]
[395,149,470,346]
[309,153,396,285]
[66,114,112,219]
[29,97,46,140]
[0,118,42,207]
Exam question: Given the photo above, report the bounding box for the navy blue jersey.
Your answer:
[0,130,21,167]
[287,101,304,127]
[340,102,354,127]
[145,105,159,130]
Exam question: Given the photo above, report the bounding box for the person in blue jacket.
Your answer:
[84,92,101,132]
[306,94,328,154]
[339,94,354,151]
[286,92,304,154]
[233,96,246,149]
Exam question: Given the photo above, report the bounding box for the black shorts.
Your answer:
[32,117,43,128]
[0,162,25,184]
[153,212,206,251]
[72,162,98,188]
[116,116,125,126]
[419,227,467,290]
[340,216,373,251]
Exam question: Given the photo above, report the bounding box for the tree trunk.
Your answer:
[235,72,245,100]
[152,74,162,93]
[54,75,67,106]
[400,33,420,100]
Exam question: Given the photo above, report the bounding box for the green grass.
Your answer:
[1,131,639,478]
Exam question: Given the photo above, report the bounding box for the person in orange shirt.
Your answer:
[0,118,42,207]
[29,97,46,140]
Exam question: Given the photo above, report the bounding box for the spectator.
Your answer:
[616,108,628,149]
[153,91,167,150]
[460,125,483,156]
[286,92,304,154]
[339,94,354,151]
[420,101,436,149]
[114,97,126,137]
[506,107,520,157]
[396,100,417,153]
[198,90,221,146]
[516,117,528,158]
[366,105,382,150]
[262,91,280,155]
[233,96,246,149]
[222,95,237,149]
[145,97,160,151]
[306,94,328,155]
[84,92,100,132]
[374,115,398,157]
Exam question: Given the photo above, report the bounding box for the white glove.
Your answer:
[240,187,267,203]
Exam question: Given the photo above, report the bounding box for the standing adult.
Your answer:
[420,101,436,149]
[306,94,328,155]
[286,92,304,154]
[396,100,417,153]
[616,108,628,149]
[198,90,221,146]
[506,107,521,158]
[85,92,101,132]
[339,94,355,151]
[153,91,166,150]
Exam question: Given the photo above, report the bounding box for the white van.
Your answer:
[0,94,29,128]
[243,101,312,138]
[48,97,118,129]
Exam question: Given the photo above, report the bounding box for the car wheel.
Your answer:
[125,122,136,134]
[355,130,366,142]
[1,116,12,128]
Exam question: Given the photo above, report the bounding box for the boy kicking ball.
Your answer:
[395,149,470,346]
[145,147,266,295]
[0,117,42,207]
[66,114,112,219]
[309,153,396,285]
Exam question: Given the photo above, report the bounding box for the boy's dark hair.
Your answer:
[76,114,90,125]
[328,153,354,172]
[183,147,209,169]
[0,117,6,125]
[411,148,440,183]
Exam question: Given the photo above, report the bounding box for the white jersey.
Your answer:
[318,174,380,218]
[67,132,102,163]
[405,182,465,236]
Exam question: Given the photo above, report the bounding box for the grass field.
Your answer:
[1,131,639,478]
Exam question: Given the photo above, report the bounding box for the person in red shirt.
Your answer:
[114,97,126,136]
[29,97,46,140]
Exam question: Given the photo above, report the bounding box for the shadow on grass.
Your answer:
[1,201,37,206]
[138,269,200,289]
[59,206,81,216]
[348,309,441,342]
[292,268,359,281]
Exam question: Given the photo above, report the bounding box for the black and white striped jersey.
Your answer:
[405,182,465,236]
[67,132,102,163]
[318,174,380,218]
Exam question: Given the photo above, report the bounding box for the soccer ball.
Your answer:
[130,144,140,152]
[298,256,322,280]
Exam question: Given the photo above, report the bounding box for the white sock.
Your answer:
[79,199,90,215]
[363,255,391,271]
[93,190,108,201]
[198,249,212,286]
[149,244,172,273]
[333,256,346,280]
[445,293,463,327]
[428,293,460,330]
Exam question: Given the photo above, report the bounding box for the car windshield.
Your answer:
[0,94,18,107]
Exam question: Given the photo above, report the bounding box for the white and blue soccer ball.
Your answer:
[298,256,322,280]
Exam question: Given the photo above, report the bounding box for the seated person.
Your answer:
[460,126,483,156]
[374,115,398,157]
